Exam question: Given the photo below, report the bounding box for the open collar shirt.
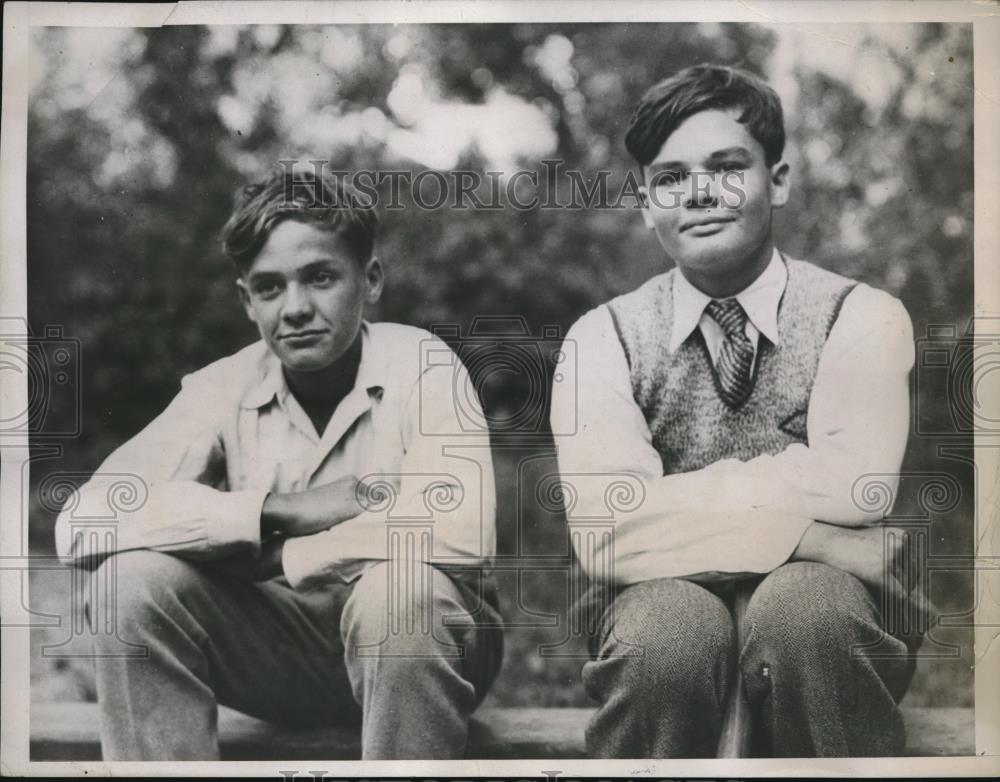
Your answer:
[56,322,496,590]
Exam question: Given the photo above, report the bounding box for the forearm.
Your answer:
[594,436,898,584]
[788,518,922,609]
[564,471,813,584]
[258,475,364,538]
[259,490,327,537]
[277,356,498,589]
[281,466,496,590]
[54,372,271,568]
[789,518,879,570]
[55,479,267,567]
[282,505,494,588]
[671,444,900,527]
[737,285,914,526]
[789,520,840,565]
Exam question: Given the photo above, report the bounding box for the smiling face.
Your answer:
[639,108,789,295]
[236,220,383,373]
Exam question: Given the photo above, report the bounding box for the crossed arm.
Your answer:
[54,360,495,587]
[551,284,917,598]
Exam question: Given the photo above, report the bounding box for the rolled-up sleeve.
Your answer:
[282,356,496,589]
[54,373,267,567]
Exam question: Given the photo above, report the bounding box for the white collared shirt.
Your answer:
[55,322,496,589]
[669,248,786,368]
[551,255,915,583]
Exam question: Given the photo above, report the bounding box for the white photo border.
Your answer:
[2,0,997,776]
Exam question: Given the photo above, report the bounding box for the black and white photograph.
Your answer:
[1,0,998,776]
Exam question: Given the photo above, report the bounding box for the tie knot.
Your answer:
[705,298,749,339]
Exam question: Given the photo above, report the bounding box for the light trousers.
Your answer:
[86,550,503,760]
[582,561,919,758]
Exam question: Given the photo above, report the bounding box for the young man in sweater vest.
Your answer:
[551,65,922,757]
[55,170,502,759]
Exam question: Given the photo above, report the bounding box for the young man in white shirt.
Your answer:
[56,171,502,760]
[551,64,923,758]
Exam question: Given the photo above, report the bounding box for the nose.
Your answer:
[684,170,720,209]
[281,282,314,323]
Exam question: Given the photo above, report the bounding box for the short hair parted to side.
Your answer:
[624,64,786,169]
[221,169,378,273]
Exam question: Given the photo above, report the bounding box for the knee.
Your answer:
[88,550,202,631]
[342,560,470,652]
[591,578,733,697]
[744,562,875,664]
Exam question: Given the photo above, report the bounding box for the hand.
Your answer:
[212,537,286,581]
[261,475,364,538]
[792,521,937,626]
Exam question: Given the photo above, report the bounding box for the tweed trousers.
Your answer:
[581,561,920,758]
[86,550,503,760]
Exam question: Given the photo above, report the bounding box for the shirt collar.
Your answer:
[240,321,386,410]
[736,248,785,347]
[668,248,787,352]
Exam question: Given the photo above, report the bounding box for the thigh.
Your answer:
[341,562,503,699]
[744,561,881,649]
[115,552,361,728]
[742,561,915,700]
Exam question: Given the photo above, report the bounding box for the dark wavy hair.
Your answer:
[624,64,785,169]
[221,168,377,273]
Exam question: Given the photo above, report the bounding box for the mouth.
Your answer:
[280,330,327,344]
[680,215,737,233]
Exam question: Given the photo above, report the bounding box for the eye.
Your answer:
[310,270,337,287]
[652,170,685,187]
[714,160,747,172]
[254,280,283,300]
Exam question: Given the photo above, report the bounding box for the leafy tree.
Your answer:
[28,23,973,707]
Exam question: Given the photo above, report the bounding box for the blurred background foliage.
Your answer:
[27,22,974,710]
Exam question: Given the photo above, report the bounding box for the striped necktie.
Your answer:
[704,298,755,408]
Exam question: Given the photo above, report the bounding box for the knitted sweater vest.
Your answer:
[606,259,857,475]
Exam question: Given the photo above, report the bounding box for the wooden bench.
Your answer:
[30,701,973,759]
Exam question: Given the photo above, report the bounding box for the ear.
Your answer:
[637,184,655,230]
[769,160,791,209]
[235,278,257,323]
[363,256,385,305]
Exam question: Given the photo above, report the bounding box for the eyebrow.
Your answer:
[706,146,753,162]
[647,146,754,174]
[247,259,339,283]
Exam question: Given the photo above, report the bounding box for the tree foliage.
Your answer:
[27,23,974,707]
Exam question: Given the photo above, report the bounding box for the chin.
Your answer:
[676,243,742,273]
[276,349,338,373]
